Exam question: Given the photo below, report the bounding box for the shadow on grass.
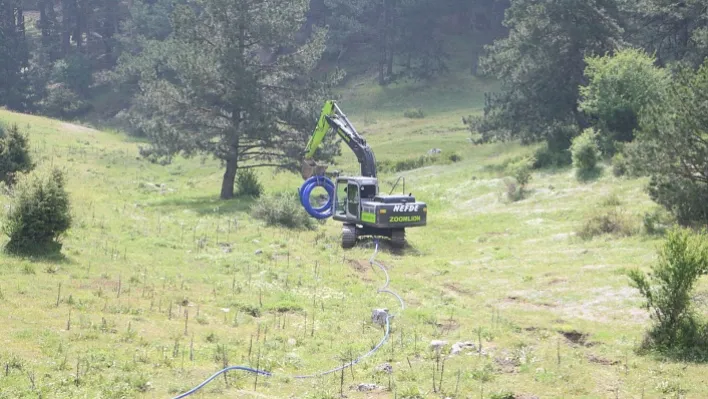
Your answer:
[4,243,76,265]
[575,166,604,183]
[148,195,257,215]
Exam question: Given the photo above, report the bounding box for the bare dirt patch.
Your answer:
[444,282,475,296]
[587,354,620,366]
[348,259,368,273]
[559,330,589,346]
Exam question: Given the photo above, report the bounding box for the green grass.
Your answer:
[0,73,707,398]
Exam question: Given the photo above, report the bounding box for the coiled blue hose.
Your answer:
[299,175,335,219]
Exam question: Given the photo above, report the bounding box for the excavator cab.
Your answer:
[332,178,379,222]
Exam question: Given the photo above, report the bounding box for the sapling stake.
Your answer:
[56,283,62,307]
[248,335,253,361]
[254,347,261,391]
[190,333,194,361]
[184,309,189,336]
[74,358,80,386]
[439,356,446,393]
[117,275,122,298]
[67,308,71,331]
[340,364,345,397]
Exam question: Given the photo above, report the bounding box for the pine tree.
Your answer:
[475,0,625,148]
[130,0,341,199]
[0,0,29,110]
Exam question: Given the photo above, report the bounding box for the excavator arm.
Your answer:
[301,100,377,179]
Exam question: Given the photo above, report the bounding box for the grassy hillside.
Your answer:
[0,74,707,399]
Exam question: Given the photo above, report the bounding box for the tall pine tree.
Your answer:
[129,0,341,199]
[475,0,624,148]
[0,0,29,110]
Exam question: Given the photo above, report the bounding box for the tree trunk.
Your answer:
[61,0,71,55]
[470,47,479,75]
[220,159,238,200]
[386,0,395,77]
[378,0,387,85]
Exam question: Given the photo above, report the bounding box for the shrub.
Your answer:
[632,62,708,226]
[236,169,263,198]
[509,156,534,187]
[579,49,670,155]
[448,152,462,163]
[0,124,34,185]
[571,128,602,180]
[251,192,315,230]
[628,228,708,353]
[611,151,628,177]
[504,156,534,202]
[41,84,92,119]
[648,175,708,227]
[578,208,636,240]
[3,167,72,255]
[403,108,425,119]
[532,144,571,169]
[504,179,523,202]
[643,207,675,236]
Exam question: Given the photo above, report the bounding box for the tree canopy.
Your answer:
[127,0,341,199]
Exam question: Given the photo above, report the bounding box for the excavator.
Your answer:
[299,100,427,249]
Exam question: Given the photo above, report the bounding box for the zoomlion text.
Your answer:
[389,216,422,223]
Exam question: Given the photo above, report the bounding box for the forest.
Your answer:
[1,0,707,219]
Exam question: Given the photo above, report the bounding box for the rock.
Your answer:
[288,338,297,346]
[255,249,263,255]
[375,363,393,374]
[428,148,442,155]
[356,383,379,392]
[430,340,448,351]
[450,341,476,355]
[371,309,389,326]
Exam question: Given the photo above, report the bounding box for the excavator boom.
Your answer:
[301,100,377,179]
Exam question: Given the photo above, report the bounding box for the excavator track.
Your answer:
[342,224,357,248]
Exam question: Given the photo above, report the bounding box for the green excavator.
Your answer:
[299,100,428,249]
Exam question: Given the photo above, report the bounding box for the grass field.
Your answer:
[0,73,706,399]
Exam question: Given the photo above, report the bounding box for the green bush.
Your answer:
[251,192,315,230]
[571,128,602,180]
[532,144,572,169]
[611,151,628,177]
[579,49,670,155]
[509,156,534,187]
[3,167,72,255]
[403,108,425,119]
[41,84,92,120]
[0,124,34,185]
[50,54,93,95]
[448,152,462,163]
[643,207,675,236]
[503,156,534,202]
[648,175,708,227]
[628,228,708,354]
[578,208,636,240]
[236,169,263,198]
